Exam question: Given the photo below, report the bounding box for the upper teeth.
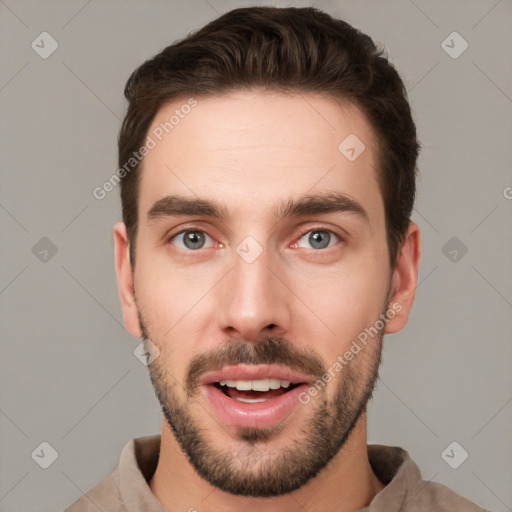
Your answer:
[219,379,291,391]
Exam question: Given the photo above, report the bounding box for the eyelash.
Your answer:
[166,226,342,252]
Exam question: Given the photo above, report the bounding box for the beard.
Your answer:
[138,292,389,497]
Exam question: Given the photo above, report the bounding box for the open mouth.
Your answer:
[200,365,312,428]
[212,379,302,403]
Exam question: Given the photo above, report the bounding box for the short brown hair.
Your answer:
[118,6,420,267]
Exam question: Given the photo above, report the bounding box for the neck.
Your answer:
[149,412,385,512]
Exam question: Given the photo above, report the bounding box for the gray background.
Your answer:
[1,0,511,511]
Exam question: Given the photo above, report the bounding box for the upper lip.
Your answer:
[199,364,314,386]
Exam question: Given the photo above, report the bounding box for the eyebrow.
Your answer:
[147,192,369,225]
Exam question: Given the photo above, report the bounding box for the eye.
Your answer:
[169,230,214,250]
[296,229,340,250]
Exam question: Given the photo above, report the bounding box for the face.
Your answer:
[115,89,418,497]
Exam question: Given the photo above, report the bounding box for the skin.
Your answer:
[114,89,421,512]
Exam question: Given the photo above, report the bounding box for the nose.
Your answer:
[216,243,290,342]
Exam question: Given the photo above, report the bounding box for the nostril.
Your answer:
[266,323,277,329]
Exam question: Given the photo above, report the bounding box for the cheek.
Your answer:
[291,262,388,356]
[135,249,216,317]
[133,257,221,368]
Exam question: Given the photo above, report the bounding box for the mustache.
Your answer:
[186,336,326,394]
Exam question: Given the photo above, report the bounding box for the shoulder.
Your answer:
[63,469,124,512]
[367,444,488,511]
[408,478,488,511]
[62,435,161,512]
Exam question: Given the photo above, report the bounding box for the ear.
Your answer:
[384,222,421,334]
[113,222,142,338]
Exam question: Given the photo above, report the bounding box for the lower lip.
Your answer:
[202,384,308,429]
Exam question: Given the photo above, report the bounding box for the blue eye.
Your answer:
[168,228,339,252]
[297,230,339,249]
[171,230,214,250]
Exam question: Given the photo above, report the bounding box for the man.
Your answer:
[65,6,486,511]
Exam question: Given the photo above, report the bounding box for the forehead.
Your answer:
[137,89,383,227]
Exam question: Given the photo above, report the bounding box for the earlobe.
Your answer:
[384,222,421,335]
[113,222,142,338]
